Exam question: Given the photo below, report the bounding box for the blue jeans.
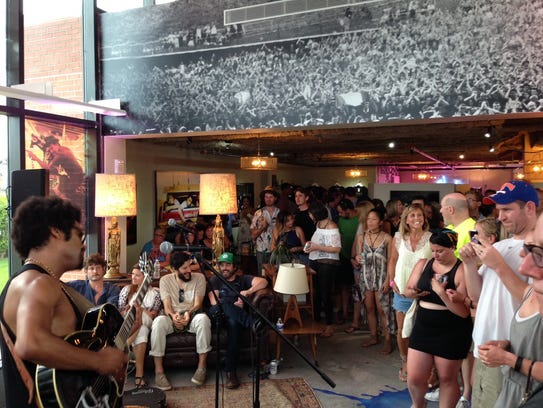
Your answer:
[209,302,252,372]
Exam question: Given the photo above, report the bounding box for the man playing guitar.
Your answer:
[0,196,133,407]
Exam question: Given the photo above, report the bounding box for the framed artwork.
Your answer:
[24,118,88,225]
[155,171,200,225]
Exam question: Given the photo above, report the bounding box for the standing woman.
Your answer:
[305,201,342,338]
[270,210,307,264]
[405,230,473,408]
[388,204,432,382]
[356,208,395,354]
[119,263,163,388]
[383,199,404,237]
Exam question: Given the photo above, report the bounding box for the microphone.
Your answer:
[167,218,194,234]
[159,241,211,254]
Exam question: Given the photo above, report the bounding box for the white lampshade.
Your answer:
[274,263,309,295]
[199,173,238,215]
[95,173,137,217]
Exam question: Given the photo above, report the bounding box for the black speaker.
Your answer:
[10,169,50,217]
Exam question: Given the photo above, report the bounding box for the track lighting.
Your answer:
[489,145,495,153]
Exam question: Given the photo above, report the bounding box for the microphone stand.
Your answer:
[201,259,335,408]
[206,280,223,408]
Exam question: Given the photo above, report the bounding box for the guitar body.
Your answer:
[36,304,125,408]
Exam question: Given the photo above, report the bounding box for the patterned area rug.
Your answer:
[165,377,322,408]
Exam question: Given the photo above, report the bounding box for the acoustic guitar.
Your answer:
[35,257,152,408]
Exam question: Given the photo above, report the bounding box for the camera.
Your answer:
[469,230,480,245]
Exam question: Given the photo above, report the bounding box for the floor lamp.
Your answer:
[199,173,238,262]
[95,173,137,279]
[274,263,309,328]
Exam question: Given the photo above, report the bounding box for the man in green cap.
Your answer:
[208,252,268,389]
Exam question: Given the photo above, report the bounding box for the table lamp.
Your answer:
[274,263,309,327]
[199,173,238,261]
[95,173,137,278]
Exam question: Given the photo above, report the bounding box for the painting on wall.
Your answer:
[24,118,87,224]
[156,171,200,225]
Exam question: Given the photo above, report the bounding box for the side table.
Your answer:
[276,317,325,365]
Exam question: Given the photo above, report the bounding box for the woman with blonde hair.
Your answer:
[383,199,404,236]
[388,204,432,382]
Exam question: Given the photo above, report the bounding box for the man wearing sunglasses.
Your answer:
[460,180,539,408]
[149,251,211,390]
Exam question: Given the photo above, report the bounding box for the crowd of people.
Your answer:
[103,0,543,136]
[5,178,543,406]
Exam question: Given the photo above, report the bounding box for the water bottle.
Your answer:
[276,318,284,331]
[153,259,161,279]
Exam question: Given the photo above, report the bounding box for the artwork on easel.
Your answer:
[155,171,200,225]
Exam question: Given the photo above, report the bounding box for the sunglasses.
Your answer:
[523,244,543,268]
[178,289,185,303]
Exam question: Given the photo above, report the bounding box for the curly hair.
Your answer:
[11,196,82,259]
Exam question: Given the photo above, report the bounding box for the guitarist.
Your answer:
[0,196,129,407]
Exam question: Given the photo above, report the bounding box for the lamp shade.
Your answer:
[199,173,238,215]
[274,263,309,295]
[95,173,137,217]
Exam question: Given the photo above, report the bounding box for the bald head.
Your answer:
[440,193,470,227]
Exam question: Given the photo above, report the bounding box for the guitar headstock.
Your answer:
[138,253,152,284]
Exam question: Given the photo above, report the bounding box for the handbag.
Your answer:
[402,299,418,338]
[518,361,543,407]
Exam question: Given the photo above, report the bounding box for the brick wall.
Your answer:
[23,17,84,117]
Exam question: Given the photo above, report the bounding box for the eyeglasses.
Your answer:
[178,289,185,303]
[523,243,543,268]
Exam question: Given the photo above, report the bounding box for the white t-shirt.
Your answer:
[472,238,528,358]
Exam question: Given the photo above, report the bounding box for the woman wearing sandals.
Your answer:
[306,201,342,338]
[119,263,163,388]
[389,204,432,382]
[356,208,395,354]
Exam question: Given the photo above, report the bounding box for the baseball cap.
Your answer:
[482,181,539,206]
[218,252,234,264]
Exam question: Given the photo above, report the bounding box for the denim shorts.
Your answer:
[392,293,413,313]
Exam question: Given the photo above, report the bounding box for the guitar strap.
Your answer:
[0,321,37,406]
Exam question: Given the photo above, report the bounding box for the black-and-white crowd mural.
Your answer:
[99,0,543,135]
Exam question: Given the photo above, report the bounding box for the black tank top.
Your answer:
[416,258,462,306]
[0,263,83,407]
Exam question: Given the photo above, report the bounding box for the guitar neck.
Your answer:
[115,274,150,349]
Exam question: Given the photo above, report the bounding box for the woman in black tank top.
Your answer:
[403,229,473,408]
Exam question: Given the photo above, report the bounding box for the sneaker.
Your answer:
[154,372,172,391]
[191,367,207,385]
[455,397,471,408]
[424,387,440,402]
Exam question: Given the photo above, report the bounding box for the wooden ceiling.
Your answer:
[125,113,543,170]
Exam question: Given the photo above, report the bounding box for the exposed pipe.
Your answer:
[409,144,453,169]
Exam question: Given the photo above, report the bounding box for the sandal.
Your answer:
[320,327,334,338]
[344,325,361,334]
[380,338,393,355]
[361,335,379,347]
[398,368,408,382]
[135,376,147,388]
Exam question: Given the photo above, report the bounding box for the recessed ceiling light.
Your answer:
[388,142,395,148]
[459,153,465,159]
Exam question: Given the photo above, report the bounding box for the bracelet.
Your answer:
[389,280,395,288]
[515,355,524,372]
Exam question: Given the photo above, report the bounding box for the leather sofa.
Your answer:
[144,286,279,369]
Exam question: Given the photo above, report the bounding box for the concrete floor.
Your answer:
[145,327,441,408]
[0,328,443,407]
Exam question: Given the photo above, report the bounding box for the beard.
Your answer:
[178,272,192,282]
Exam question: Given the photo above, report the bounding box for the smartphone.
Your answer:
[469,230,480,245]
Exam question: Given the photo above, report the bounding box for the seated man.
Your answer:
[68,253,120,306]
[150,251,211,390]
[208,252,268,389]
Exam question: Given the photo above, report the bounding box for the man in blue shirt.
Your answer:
[68,253,120,306]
